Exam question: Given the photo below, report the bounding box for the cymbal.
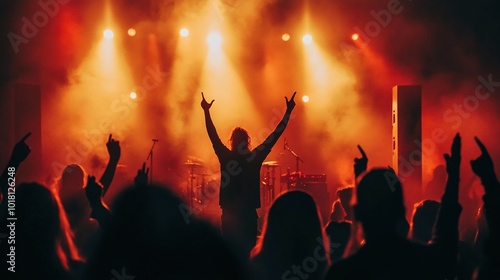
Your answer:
[263,161,279,166]
[280,171,302,177]
[186,156,204,163]
[184,161,204,167]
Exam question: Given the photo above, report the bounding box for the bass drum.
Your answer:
[196,179,221,228]
[204,179,219,198]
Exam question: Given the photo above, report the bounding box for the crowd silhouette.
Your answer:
[0,94,499,280]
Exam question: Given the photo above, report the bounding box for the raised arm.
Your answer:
[260,92,296,149]
[201,92,225,153]
[134,162,149,187]
[354,145,368,179]
[441,133,461,204]
[1,132,31,205]
[471,137,500,279]
[471,137,500,193]
[85,175,111,228]
[100,134,121,196]
[431,133,462,278]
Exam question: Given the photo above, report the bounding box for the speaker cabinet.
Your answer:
[392,85,422,210]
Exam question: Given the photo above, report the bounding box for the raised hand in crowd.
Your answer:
[261,91,297,147]
[470,137,499,193]
[443,133,461,200]
[354,145,367,179]
[106,134,121,161]
[134,162,149,187]
[324,134,462,280]
[100,134,121,196]
[201,92,215,111]
[1,132,31,204]
[285,91,296,112]
[9,132,32,165]
[471,137,500,280]
[85,175,110,227]
[430,133,462,279]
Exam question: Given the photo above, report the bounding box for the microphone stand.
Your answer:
[284,141,304,176]
[285,142,304,190]
[146,139,159,184]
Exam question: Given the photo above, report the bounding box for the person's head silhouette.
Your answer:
[264,190,324,243]
[411,200,440,243]
[353,168,406,240]
[230,127,251,151]
[336,186,354,221]
[252,191,328,267]
[60,164,86,198]
[86,184,243,279]
[13,182,81,278]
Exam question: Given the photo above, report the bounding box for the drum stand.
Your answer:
[262,162,278,206]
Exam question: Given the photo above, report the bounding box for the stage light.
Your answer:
[180,28,189,37]
[282,33,290,41]
[130,91,137,99]
[128,28,136,36]
[302,95,309,103]
[207,32,222,48]
[302,34,312,44]
[103,29,114,39]
[351,33,359,41]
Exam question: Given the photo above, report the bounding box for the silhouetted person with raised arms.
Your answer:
[201,91,296,259]
[324,145,366,264]
[58,134,120,258]
[84,175,111,229]
[0,133,83,279]
[410,199,479,280]
[470,137,500,279]
[325,199,352,264]
[249,191,330,280]
[325,133,462,280]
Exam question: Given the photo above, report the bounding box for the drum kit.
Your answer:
[183,157,218,210]
[180,139,332,225]
[182,140,314,210]
[183,158,286,210]
[182,164,316,211]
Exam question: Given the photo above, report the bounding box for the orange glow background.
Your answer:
[1,0,500,230]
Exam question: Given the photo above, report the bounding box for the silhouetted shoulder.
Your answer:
[325,237,444,280]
